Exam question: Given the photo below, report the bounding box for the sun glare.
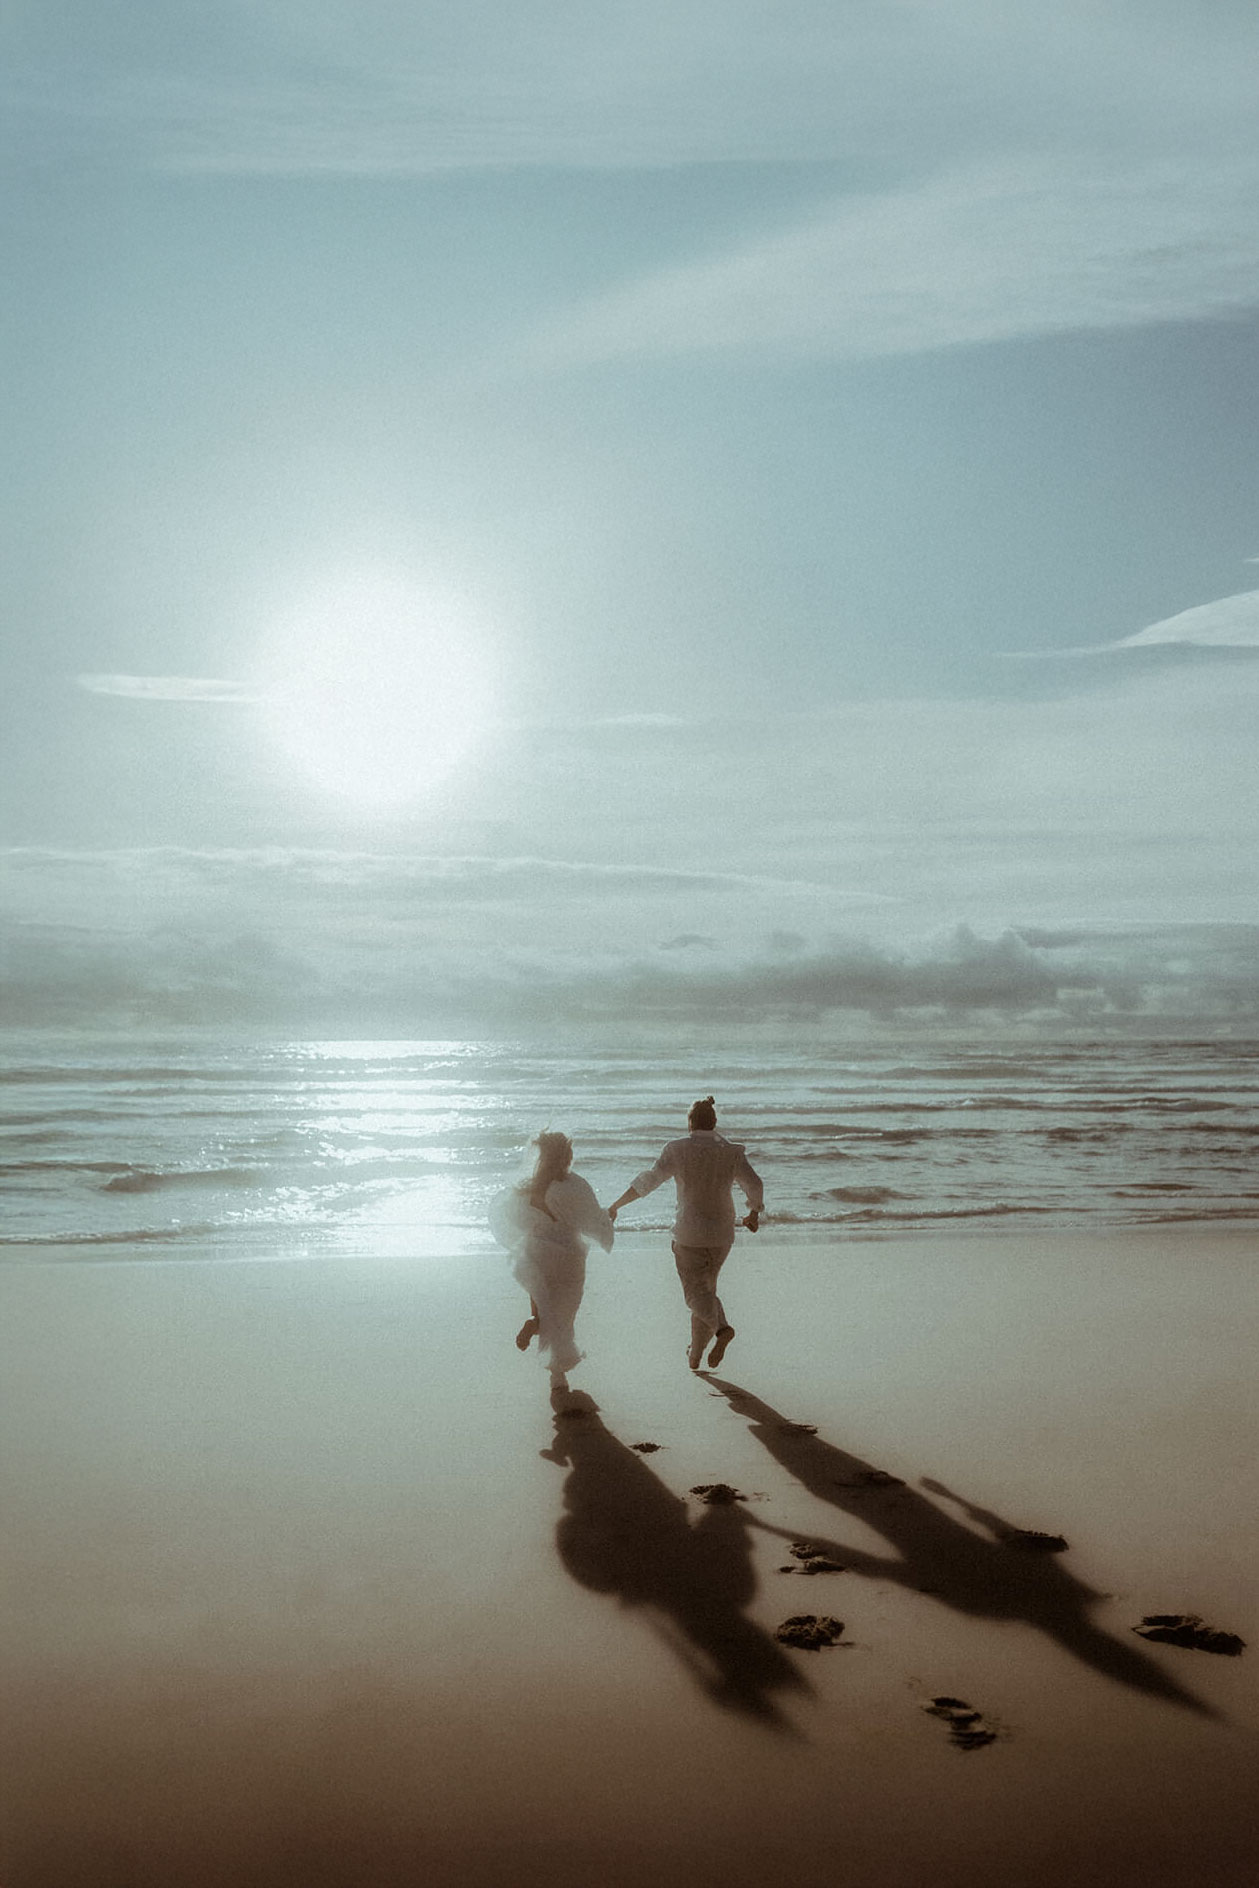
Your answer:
[256,569,494,805]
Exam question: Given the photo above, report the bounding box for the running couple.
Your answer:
[489,1096,764,1388]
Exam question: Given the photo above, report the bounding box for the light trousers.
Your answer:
[672,1239,733,1344]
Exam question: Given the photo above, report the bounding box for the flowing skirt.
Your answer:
[513,1235,587,1374]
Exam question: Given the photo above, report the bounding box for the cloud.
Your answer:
[76,675,256,702]
[1006,586,1259,657]
[534,154,1259,364]
[73,677,693,727]
[0,921,322,1028]
[0,845,851,905]
[9,4,1259,180]
[0,1,943,173]
[0,850,874,979]
[1111,589,1259,652]
[592,714,689,729]
[619,926,1069,1018]
[5,915,1257,1035]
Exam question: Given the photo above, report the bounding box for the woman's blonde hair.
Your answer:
[526,1130,573,1194]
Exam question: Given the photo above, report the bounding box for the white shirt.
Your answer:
[631,1130,763,1247]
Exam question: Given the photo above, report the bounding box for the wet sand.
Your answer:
[1,1231,1255,1887]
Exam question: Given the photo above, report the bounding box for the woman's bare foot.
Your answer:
[516,1317,540,1351]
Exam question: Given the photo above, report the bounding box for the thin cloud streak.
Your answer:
[73,680,694,732]
[533,156,1259,365]
[1103,589,1259,652]
[1004,588,1259,658]
[76,675,258,703]
[0,845,871,907]
[1,1,931,174]
[9,2,1259,179]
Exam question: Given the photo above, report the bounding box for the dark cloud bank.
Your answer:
[4,921,1258,1039]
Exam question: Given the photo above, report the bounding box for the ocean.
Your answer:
[4,1034,1259,1256]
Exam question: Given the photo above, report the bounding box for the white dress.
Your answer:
[489,1173,614,1374]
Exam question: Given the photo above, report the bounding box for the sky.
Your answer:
[3,1,1258,1039]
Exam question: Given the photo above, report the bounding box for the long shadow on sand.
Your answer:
[705,1377,1212,1718]
[543,1389,809,1730]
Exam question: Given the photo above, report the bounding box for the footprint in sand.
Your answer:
[779,1541,848,1576]
[690,1482,747,1504]
[775,1614,846,1650]
[923,1697,999,1751]
[1134,1614,1245,1656]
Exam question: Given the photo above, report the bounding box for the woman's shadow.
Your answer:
[705,1376,1212,1718]
[543,1389,809,1730]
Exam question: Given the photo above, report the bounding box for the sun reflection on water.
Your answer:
[274,1042,520,1258]
[334,1171,490,1260]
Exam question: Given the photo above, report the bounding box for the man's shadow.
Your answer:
[705,1377,1212,1718]
[543,1389,809,1730]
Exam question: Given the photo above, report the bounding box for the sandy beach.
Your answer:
[1,1227,1255,1888]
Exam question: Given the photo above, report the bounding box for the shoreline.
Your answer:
[6,1211,1259,1264]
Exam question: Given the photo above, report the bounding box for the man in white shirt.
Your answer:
[609,1096,764,1370]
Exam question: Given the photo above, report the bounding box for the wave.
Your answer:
[0,1056,496,1088]
[0,1066,259,1085]
[7,1102,313,1119]
[772,1098,1055,1114]
[0,1223,225,1247]
[1178,1121,1259,1135]
[2,1158,143,1176]
[811,1186,905,1205]
[2,1159,278,1191]
[1111,1181,1195,1194]
[1140,1205,1259,1225]
[99,1166,265,1194]
[787,1126,932,1144]
[858,1061,1081,1082]
[0,1112,145,1129]
[1043,1125,1132,1142]
[770,1202,1058,1225]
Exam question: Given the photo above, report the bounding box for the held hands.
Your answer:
[605,1194,755,1227]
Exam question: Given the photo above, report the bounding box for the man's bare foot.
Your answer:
[707,1325,736,1367]
[687,1334,706,1370]
[516,1318,540,1351]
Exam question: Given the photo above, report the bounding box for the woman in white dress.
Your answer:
[489,1132,614,1387]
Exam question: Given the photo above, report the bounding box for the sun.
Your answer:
[256,569,494,806]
